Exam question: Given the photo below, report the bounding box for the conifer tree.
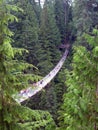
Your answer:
[30,0,62,122]
[57,1,98,129]
[36,0,61,75]
[0,1,56,130]
[0,1,33,129]
[73,0,98,36]
[59,30,98,130]
[11,0,39,64]
[54,0,72,43]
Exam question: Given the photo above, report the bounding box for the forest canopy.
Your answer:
[0,0,98,130]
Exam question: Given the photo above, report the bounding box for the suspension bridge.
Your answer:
[13,49,69,103]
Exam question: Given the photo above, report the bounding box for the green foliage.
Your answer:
[10,0,39,64]
[31,1,63,123]
[13,105,56,130]
[54,0,66,41]
[0,1,56,130]
[54,0,73,43]
[59,30,98,130]
[0,102,56,130]
[36,0,61,75]
[20,108,56,130]
[73,0,98,36]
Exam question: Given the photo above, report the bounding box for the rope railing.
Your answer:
[13,49,69,103]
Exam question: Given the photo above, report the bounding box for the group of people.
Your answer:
[18,49,69,102]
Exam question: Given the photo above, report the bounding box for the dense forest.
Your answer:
[0,0,98,130]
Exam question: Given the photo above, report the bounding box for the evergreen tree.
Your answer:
[31,0,41,24]
[0,1,32,129]
[54,0,73,43]
[0,1,56,130]
[7,0,73,127]
[11,0,39,64]
[28,0,63,123]
[36,0,61,75]
[73,0,98,36]
[59,30,98,130]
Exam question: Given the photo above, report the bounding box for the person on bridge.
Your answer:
[49,73,51,76]
[40,80,43,84]
[33,83,37,87]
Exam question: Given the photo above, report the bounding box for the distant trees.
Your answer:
[54,0,72,43]
[30,0,62,122]
[11,0,39,64]
[73,0,98,36]
[36,0,61,75]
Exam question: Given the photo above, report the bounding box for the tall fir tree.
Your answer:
[27,0,63,123]
[10,0,39,65]
[36,0,61,75]
[58,30,98,130]
[54,0,73,43]
[0,1,56,130]
[73,0,98,36]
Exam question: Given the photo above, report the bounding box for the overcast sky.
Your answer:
[35,0,44,3]
[36,0,74,6]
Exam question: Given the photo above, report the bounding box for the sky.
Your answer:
[35,0,74,6]
[35,0,45,4]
